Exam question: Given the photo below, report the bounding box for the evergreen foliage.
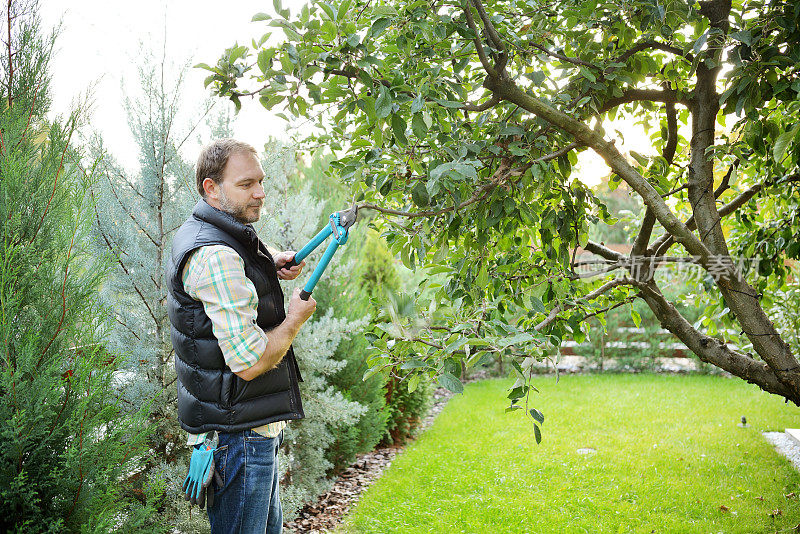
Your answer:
[90,48,206,531]
[286,159,391,473]
[255,142,369,519]
[313,230,390,472]
[382,376,434,446]
[0,2,159,530]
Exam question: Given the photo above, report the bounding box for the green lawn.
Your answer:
[338,374,800,534]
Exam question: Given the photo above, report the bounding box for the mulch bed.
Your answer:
[284,385,457,533]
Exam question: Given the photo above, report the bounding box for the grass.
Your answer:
[338,374,800,534]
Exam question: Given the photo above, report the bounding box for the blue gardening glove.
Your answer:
[182,443,222,509]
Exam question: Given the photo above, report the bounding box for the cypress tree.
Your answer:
[0,1,158,531]
[90,47,208,530]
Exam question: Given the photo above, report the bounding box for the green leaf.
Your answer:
[432,98,463,108]
[319,2,337,21]
[373,5,397,17]
[257,50,271,74]
[693,31,708,54]
[631,309,641,328]
[229,45,247,63]
[363,366,382,381]
[444,337,469,354]
[477,265,488,287]
[510,359,525,378]
[411,94,425,113]
[400,359,427,370]
[422,110,433,129]
[498,332,536,348]
[279,54,294,74]
[347,33,361,47]
[630,151,649,166]
[412,113,428,138]
[430,162,454,181]
[452,162,478,180]
[528,295,547,314]
[530,408,545,424]
[375,87,392,119]
[500,125,524,136]
[438,372,464,394]
[534,423,542,444]
[337,0,353,21]
[411,181,429,206]
[369,17,392,38]
[252,12,271,22]
[407,373,421,393]
[391,114,408,145]
[730,30,752,46]
[579,66,596,83]
[773,129,795,162]
[426,176,441,197]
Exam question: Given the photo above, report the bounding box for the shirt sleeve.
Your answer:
[182,245,269,374]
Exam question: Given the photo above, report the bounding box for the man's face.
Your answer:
[206,151,266,224]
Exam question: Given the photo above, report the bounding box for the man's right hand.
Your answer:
[287,288,316,325]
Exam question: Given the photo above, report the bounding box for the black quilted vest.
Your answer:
[166,199,304,433]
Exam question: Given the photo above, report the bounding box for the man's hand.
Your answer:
[273,250,305,280]
[287,287,316,325]
[234,288,317,381]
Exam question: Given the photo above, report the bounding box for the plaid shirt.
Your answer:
[182,244,286,445]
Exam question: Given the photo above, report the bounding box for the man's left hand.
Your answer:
[274,250,305,280]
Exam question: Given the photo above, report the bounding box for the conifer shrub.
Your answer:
[0,2,158,530]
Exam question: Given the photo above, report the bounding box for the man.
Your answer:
[166,139,316,533]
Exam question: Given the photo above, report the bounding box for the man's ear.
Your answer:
[203,177,219,200]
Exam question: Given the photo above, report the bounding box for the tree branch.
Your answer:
[632,101,677,259]
[470,0,508,72]
[105,170,160,248]
[687,10,799,397]
[359,162,515,218]
[359,143,577,219]
[636,278,799,404]
[534,277,636,332]
[649,162,742,257]
[584,240,625,262]
[525,41,597,69]
[484,77,714,266]
[615,39,695,64]
[579,294,638,322]
[462,94,501,112]
[462,1,497,78]
[90,189,160,327]
[599,88,691,114]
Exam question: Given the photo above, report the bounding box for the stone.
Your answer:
[785,429,800,448]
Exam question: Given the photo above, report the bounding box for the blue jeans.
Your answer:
[208,429,284,534]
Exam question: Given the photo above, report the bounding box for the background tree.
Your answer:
[90,47,208,530]
[254,141,369,518]
[289,156,393,472]
[0,1,159,530]
[203,0,800,415]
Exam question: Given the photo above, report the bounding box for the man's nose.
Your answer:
[253,183,265,199]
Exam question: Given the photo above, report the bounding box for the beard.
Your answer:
[218,188,262,224]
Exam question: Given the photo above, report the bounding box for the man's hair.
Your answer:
[195,138,258,197]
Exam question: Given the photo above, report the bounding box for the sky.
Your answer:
[40,0,288,173]
[39,0,655,185]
